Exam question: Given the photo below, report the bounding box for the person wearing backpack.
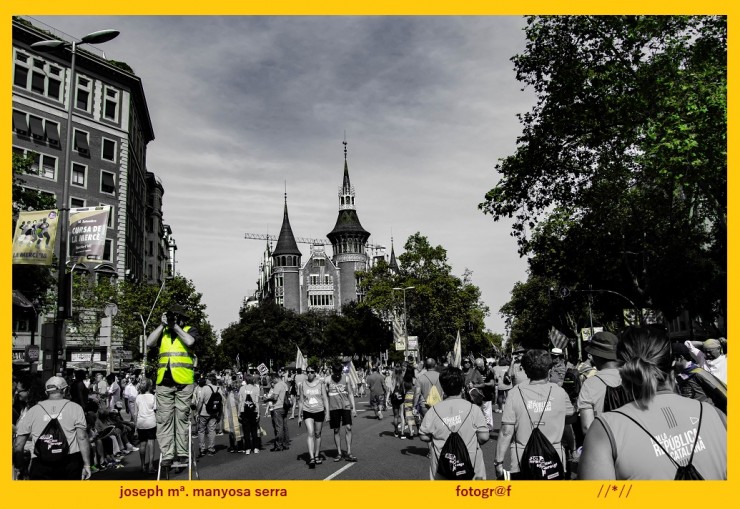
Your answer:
[419,366,489,480]
[264,373,291,452]
[414,358,444,420]
[13,376,93,480]
[579,325,727,480]
[493,349,574,480]
[196,372,222,457]
[577,331,626,435]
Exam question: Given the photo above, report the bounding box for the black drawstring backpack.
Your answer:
[517,386,565,480]
[433,404,476,480]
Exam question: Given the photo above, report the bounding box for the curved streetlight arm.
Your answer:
[571,288,641,324]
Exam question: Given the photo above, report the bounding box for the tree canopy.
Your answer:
[358,233,491,359]
[480,16,726,334]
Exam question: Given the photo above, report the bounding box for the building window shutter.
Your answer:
[74,130,90,154]
[45,122,60,145]
[12,111,28,134]
[29,116,44,139]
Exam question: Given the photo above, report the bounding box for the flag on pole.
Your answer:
[346,360,360,388]
[549,327,569,350]
[235,353,240,369]
[296,347,307,371]
[452,330,462,368]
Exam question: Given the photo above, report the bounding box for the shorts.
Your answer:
[302,411,325,422]
[137,426,157,441]
[329,409,352,429]
[370,394,385,408]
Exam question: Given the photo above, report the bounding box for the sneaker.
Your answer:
[378,410,383,419]
[216,432,224,436]
[208,449,216,456]
[172,458,189,468]
[90,465,99,474]
[197,450,206,458]
[245,449,251,455]
[400,435,407,440]
[160,458,172,468]
[128,445,140,452]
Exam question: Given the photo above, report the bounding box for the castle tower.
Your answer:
[327,141,371,306]
[272,192,302,311]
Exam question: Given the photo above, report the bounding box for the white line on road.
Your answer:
[323,462,355,481]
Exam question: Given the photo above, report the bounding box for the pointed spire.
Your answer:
[273,190,301,257]
[389,236,399,273]
[342,137,351,194]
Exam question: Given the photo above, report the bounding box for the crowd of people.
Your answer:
[11,306,727,481]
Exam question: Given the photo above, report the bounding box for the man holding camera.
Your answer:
[146,303,198,468]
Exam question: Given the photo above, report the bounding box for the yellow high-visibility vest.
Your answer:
[156,325,194,385]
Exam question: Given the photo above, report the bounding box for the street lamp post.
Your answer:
[134,312,147,372]
[31,29,120,375]
[393,286,415,360]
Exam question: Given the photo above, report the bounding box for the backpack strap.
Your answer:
[612,401,704,471]
[432,402,473,433]
[517,385,552,429]
[37,400,70,420]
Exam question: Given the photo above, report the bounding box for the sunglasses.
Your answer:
[306,370,316,374]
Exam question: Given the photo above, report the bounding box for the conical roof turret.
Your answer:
[273,194,302,257]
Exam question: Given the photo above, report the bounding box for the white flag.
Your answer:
[452,330,462,368]
[296,347,307,371]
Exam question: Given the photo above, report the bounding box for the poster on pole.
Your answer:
[392,310,406,351]
[580,326,603,343]
[69,206,110,263]
[12,209,59,265]
[257,363,269,376]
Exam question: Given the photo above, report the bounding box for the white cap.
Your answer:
[550,347,563,356]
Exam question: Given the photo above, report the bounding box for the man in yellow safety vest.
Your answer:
[146,303,198,468]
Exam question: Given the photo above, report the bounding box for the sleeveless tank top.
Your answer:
[596,392,726,479]
[326,375,350,411]
[301,380,325,413]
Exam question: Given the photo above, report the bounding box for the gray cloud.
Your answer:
[30,15,533,337]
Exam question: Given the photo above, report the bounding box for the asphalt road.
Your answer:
[94,395,505,481]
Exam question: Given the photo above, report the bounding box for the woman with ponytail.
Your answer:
[579,325,727,480]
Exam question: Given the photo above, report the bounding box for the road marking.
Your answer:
[323,462,355,481]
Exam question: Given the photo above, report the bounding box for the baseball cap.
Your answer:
[45,376,68,392]
[585,331,619,361]
[550,347,563,356]
[703,339,722,351]
[513,347,526,354]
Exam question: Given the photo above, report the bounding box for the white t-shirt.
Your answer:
[135,393,157,430]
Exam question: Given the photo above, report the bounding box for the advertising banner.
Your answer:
[69,206,110,263]
[12,209,59,265]
[392,310,406,351]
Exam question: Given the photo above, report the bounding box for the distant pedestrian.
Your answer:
[365,365,387,420]
[133,378,157,474]
[299,365,329,468]
[240,375,262,454]
[265,373,290,451]
[197,373,221,457]
[326,363,357,461]
[402,366,418,439]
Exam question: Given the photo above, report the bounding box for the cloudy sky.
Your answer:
[31,15,536,337]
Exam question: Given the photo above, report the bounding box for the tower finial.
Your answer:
[284,181,287,203]
[343,132,347,161]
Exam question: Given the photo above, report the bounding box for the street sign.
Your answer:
[407,336,418,350]
[257,363,269,376]
[24,345,40,362]
[99,315,112,346]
